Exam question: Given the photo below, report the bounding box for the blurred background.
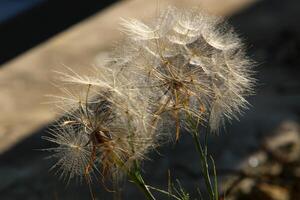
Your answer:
[0,0,299,199]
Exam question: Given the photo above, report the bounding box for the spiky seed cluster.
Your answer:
[45,66,156,183]
[44,122,92,183]
[117,7,255,136]
[45,6,255,184]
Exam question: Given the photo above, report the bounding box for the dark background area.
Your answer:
[0,0,299,199]
[0,0,118,65]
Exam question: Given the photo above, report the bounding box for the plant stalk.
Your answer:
[128,170,156,200]
[187,115,218,200]
[192,131,215,200]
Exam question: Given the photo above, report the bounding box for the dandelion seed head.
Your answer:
[118,6,255,135]
[45,5,256,186]
[45,67,157,183]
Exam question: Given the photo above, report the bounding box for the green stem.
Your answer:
[210,156,219,200]
[128,170,156,200]
[186,112,219,200]
[192,131,215,200]
[147,185,181,200]
[112,153,156,200]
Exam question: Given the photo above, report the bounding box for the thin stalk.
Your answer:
[191,130,215,200]
[147,185,181,200]
[187,114,218,200]
[128,170,156,200]
[210,156,219,200]
[112,153,156,200]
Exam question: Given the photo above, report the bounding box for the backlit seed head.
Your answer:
[45,65,157,183]
[45,6,256,186]
[118,7,255,136]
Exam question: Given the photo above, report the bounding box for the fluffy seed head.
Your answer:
[45,6,256,186]
[117,7,255,135]
[45,65,157,183]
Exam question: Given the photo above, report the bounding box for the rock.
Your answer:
[255,183,290,200]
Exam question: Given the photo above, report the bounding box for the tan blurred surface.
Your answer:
[0,0,256,152]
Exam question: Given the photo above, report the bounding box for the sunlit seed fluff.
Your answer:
[45,65,157,183]
[119,7,255,136]
[43,122,94,183]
